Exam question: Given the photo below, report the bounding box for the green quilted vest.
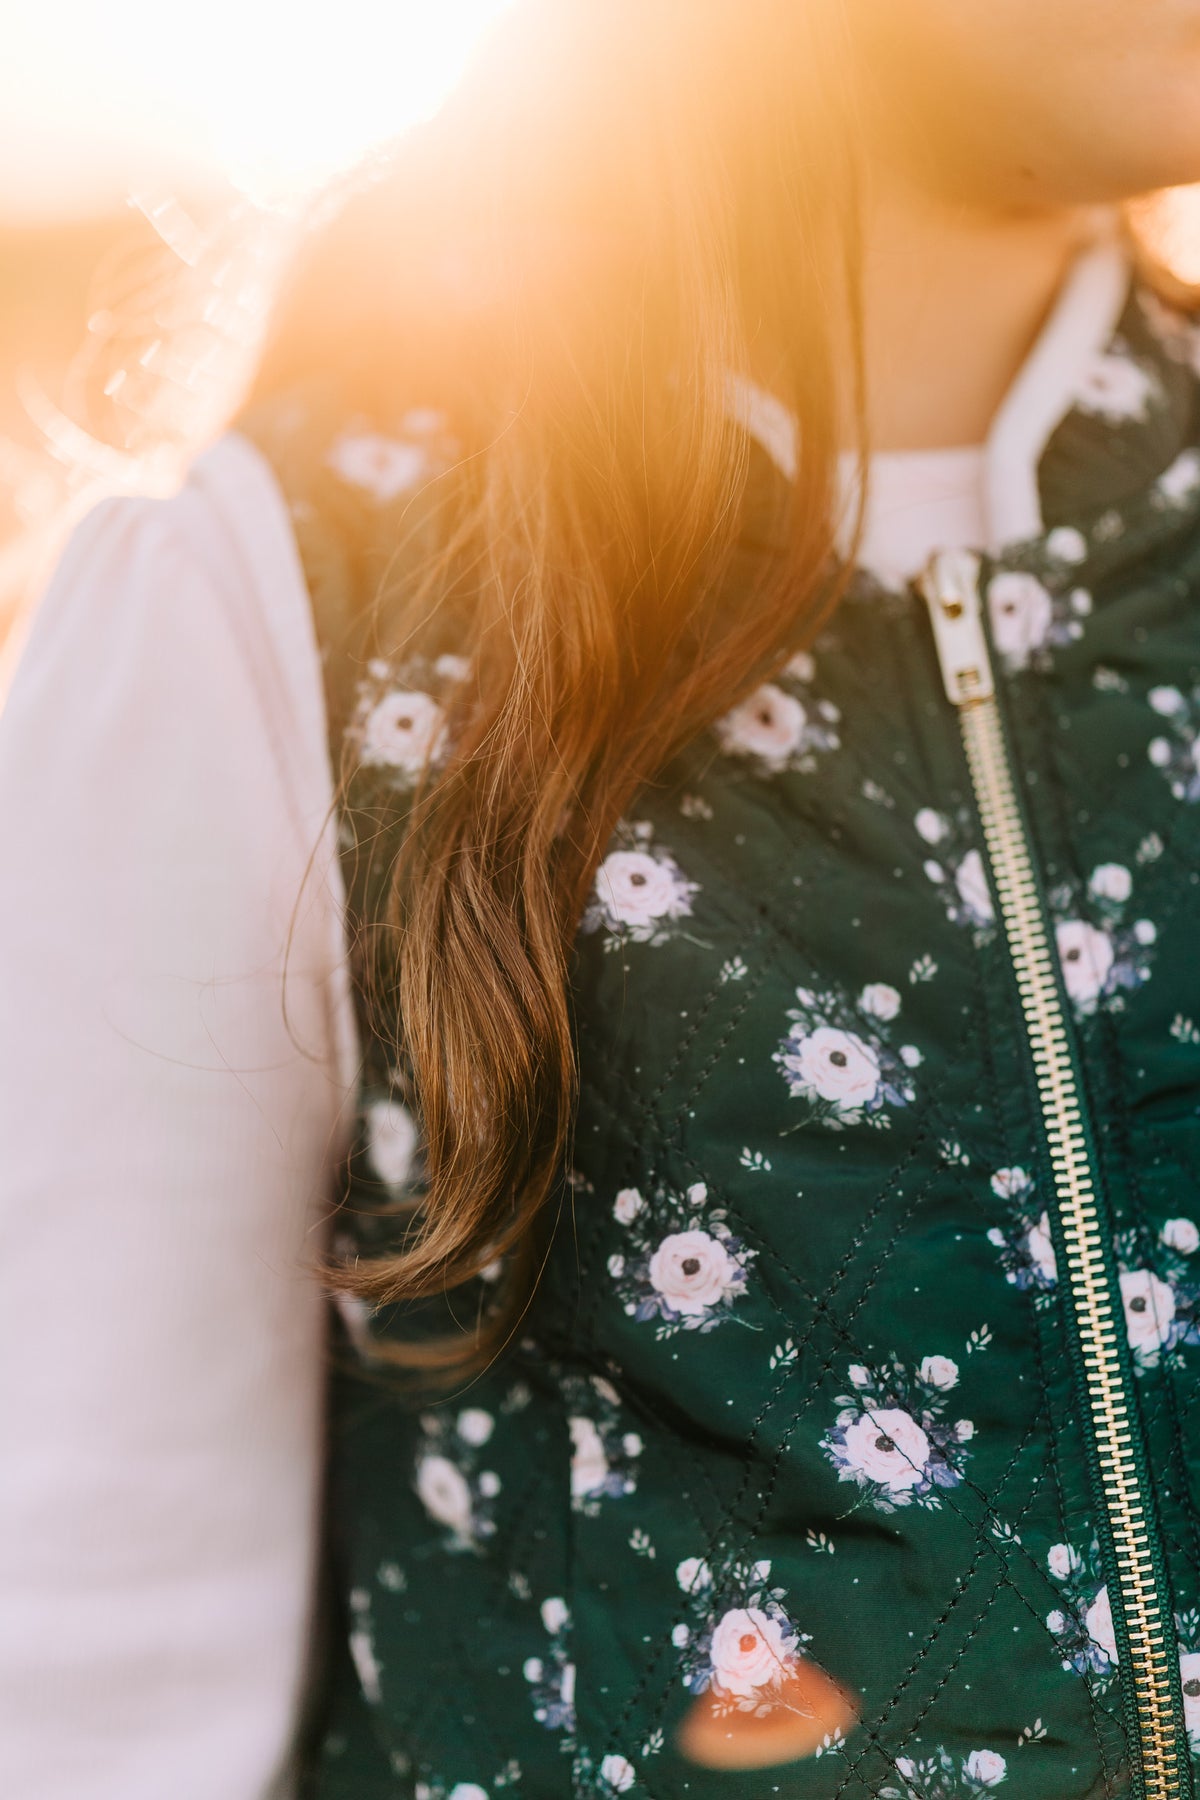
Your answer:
[242,270,1200,1800]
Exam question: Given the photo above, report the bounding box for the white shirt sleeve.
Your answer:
[0,434,359,1800]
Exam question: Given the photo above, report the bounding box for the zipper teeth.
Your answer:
[960,695,1186,1800]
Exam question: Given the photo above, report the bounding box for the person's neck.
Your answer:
[841,170,1113,454]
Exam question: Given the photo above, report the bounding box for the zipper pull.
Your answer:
[916,549,995,708]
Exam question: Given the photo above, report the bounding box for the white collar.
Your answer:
[727,219,1133,558]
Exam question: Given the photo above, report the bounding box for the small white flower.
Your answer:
[349,1626,382,1703]
[1179,1651,1200,1740]
[1046,1608,1067,1635]
[847,1363,871,1388]
[622,1431,642,1456]
[709,1606,795,1698]
[434,652,471,683]
[1088,862,1132,904]
[1046,526,1087,565]
[1070,587,1093,616]
[361,689,447,773]
[671,1621,691,1646]
[607,1252,625,1278]
[954,849,995,925]
[955,1418,975,1441]
[1149,736,1174,768]
[1120,1268,1176,1353]
[523,1655,543,1682]
[569,1416,609,1500]
[784,650,816,683]
[838,1406,930,1493]
[859,982,901,1021]
[1084,1584,1118,1665]
[327,431,427,500]
[990,1167,1030,1199]
[1073,351,1158,423]
[787,1026,881,1110]
[1056,919,1115,1008]
[599,1754,636,1793]
[899,1044,923,1068]
[1026,1213,1059,1285]
[1157,448,1200,507]
[915,808,948,845]
[456,1408,494,1447]
[895,1758,917,1781]
[647,1229,742,1316]
[415,1454,473,1533]
[447,1786,489,1800]
[987,572,1053,668]
[365,1098,419,1189]
[918,1355,959,1391]
[676,1556,712,1592]
[476,1470,501,1498]
[593,852,693,930]
[1134,919,1157,945]
[1162,1218,1200,1255]
[1047,1542,1081,1580]
[541,1596,569,1635]
[963,1749,1007,1787]
[924,857,946,885]
[613,1188,646,1225]
[716,683,808,769]
[1149,685,1186,717]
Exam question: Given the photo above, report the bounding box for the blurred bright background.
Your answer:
[0,0,514,624]
[3,0,1200,640]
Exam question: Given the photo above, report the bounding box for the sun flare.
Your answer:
[3,0,516,216]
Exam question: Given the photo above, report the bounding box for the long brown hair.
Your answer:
[252,2,872,1387]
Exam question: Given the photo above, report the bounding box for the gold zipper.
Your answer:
[917,548,1187,1800]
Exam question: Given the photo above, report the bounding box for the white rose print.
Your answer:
[1071,347,1160,423]
[412,1408,502,1551]
[1154,447,1200,509]
[524,1594,576,1737]
[674,1553,811,1719]
[822,1355,974,1513]
[1045,1536,1118,1686]
[1056,920,1115,1011]
[580,820,700,950]
[609,1180,756,1339]
[713,652,840,777]
[361,688,447,774]
[982,547,1096,675]
[915,808,995,938]
[1146,681,1200,803]
[1178,1627,1200,1750]
[347,648,465,783]
[598,1754,636,1793]
[776,981,919,1130]
[364,1095,419,1190]
[1112,1223,1200,1371]
[560,1367,642,1513]
[326,430,429,501]
[1047,865,1155,1019]
[985,1166,1059,1301]
[987,571,1053,671]
[881,1745,1008,1797]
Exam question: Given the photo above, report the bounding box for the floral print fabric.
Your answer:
[244,271,1200,1799]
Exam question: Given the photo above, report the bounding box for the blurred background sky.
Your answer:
[0,0,513,618]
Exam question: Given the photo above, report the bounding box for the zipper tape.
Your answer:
[918,549,1190,1800]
